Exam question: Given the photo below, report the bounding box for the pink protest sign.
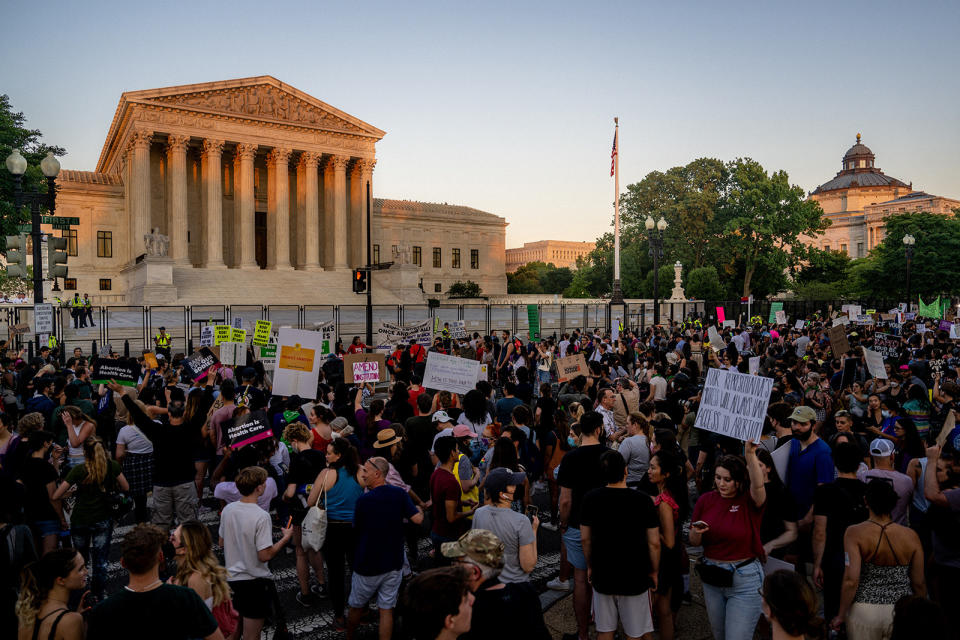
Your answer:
[352,360,381,383]
[716,307,726,324]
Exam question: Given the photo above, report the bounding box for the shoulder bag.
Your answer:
[300,470,329,552]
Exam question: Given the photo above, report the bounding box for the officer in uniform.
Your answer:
[83,293,95,327]
[70,293,85,328]
[154,326,171,360]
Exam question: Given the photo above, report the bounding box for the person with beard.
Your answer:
[785,406,834,535]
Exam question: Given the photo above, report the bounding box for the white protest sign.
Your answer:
[477,363,489,382]
[34,304,53,334]
[794,319,805,330]
[774,310,787,325]
[834,315,850,326]
[952,324,960,340]
[199,326,215,347]
[694,367,774,442]
[231,317,243,330]
[863,348,887,379]
[273,328,323,399]
[352,360,381,383]
[445,320,468,340]
[856,315,875,325]
[316,321,336,355]
[842,304,862,319]
[722,320,735,329]
[707,326,726,352]
[423,352,480,395]
[374,320,432,351]
[219,342,245,366]
[749,356,760,375]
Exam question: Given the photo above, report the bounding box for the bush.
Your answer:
[448,280,482,298]
[685,266,723,300]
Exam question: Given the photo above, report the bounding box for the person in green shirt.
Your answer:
[52,436,128,600]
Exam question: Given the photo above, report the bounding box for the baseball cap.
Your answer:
[432,411,453,424]
[441,529,504,569]
[788,406,817,423]
[451,425,476,438]
[484,467,527,500]
[869,438,895,457]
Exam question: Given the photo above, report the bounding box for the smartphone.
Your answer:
[692,520,708,529]
[524,505,538,524]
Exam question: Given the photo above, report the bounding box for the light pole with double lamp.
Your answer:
[903,233,915,312]
[645,215,668,325]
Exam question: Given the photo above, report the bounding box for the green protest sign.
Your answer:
[768,302,783,324]
[527,305,540,342]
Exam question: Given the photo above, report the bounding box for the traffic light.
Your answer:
[353,268,368,293]
[47,236,68,278]
[4,234,28,278]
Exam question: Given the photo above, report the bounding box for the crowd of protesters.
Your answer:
[0,307,958,639]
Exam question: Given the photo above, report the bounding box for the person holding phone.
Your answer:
[472,467,538,583]
[688,442,766,640]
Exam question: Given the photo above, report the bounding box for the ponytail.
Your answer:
[82,436,109,487]
[16,550,79,626]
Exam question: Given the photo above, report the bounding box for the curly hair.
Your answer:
[174,521,231,607]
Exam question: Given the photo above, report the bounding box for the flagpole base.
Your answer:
[610,280,625,305]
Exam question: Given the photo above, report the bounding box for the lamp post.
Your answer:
[5,149,61,303]
[645,215,668,325]
[903,233,915,312]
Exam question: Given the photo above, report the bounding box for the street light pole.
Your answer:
[645,216,668,326]
[903,233,915,312]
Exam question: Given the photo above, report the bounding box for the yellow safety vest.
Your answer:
[48,335,58,349]
[156,333,170,347]
[453,453,479,518]
[71,298,83,308]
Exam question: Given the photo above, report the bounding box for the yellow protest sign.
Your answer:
[214,325,231,345]
[252,320,272,346]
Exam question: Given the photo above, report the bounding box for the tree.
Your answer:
[447,280,482,298]
[542,266,573,294]
[0,94,66,252]
[794,248,851,286]
[685,266,723,300]
[507,261,577,295]
[714,158,829,296]
[642,264,676,299]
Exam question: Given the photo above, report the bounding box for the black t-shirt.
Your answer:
[86,584,218,640]
[235,384,266,411]
[19,457,59,523]
[287,448,325,487]
[557,444,606,528]
[759,480,796,545]
[404,415,435,493]
[813,477,868,556]
[580,487,660,595]
[535,396,556,439]
[462,581,551,640]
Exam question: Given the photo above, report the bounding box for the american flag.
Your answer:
[610,127,618,177]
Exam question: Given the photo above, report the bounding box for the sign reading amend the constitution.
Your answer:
[423,352,480,396]
[694,367,774,443]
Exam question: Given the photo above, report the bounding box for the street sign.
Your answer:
[34,303,54,334]
[16,224,31,233]
[40,216,79,226]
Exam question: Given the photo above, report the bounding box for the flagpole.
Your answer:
[611,117,624,305]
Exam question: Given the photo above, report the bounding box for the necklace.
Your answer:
[125,579,162,593]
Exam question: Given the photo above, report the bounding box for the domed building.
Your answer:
[807,135,959,257]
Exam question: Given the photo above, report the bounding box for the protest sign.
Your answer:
[939,320,953,333]
[143,352,159,370]
[230,328,247,343]
[707,326,726,352]
[227,410,273,449]
[344,352,386,384]
[232,317,243,330]
[219,342,245,366]
[447,320,467,340]
[856,315,875,325]
[99,343,112,357]
[748,356,760,375]
[374,320,432,350]
[252,320,272,346]
[9,322,29,336]
[930,358,947,376]
[477,363,489,382]
[527,305,540,341]
[827,325,849,356]
[273,329,323,398]
[722,320,735,329]
[91,359,139,386]
[423,352,481,396]
[873,333,899,359]
[716,307,726,324]
[842,304,862,319]
[768,302,783,324]
[556,353,588,383]
[317,321,336,355]
[184,347,219,382]
[199,326,214,347]
[952,324,960,340]
[214,325,231,345]
[34,304,53,335]
[794,319,805,330]
[774,310,787,325]
[834,315,850,326]
[863,348,887,379]
[694,368,774,443]
[256,344,277,366]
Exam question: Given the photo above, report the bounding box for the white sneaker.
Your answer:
[546,577,571,591]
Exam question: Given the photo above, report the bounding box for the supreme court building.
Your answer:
[53,76,507,304]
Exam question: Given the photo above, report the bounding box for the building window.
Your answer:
[373,244,380,265]
[99,279,112,291]
[824,245,830,252]
[64,278,77,290]
[63,229,78,256]
[432,247,441,268]
[412,246,421,266]
[470,249,479,269]
[97,231,113,258]
[857,242,863,257]
[434,283,442,293]
[452,248,461,269]
[840,244,847,255]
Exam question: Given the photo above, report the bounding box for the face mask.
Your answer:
[567,436,577,447]
[881,410,891,418]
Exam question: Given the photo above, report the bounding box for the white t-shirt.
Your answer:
[559,340,570,359]
[219,500,274,580]
[116,425,154,455]
[456,412,492,437]
[215,477,277,512]
[649,376,668,401]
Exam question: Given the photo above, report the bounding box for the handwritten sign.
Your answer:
[219,342,245,366]
[227,410,273,449]
[231,317,243,330]
[252,320,273,346]
[842,304,862,319]
[352,360,380,383]
[317,321,336,355]
[230,328,246,343]
[374,320,432,351]
[748,356,760,375]
[200,326,214,347]
[343,352,387,384]
[694,367,774,442]
[214,325,231,345]
[873,333,899,359]
[184,347,219,381]
[930,358,947,376]
[9,323,30,336]
[863,348,887,379]
[833,315,850,327]
[707,326,726,352]
[774,310,787,325]
[794,319,805,330]
[556,353,588,383]
[423,352,481,395]
[827,325,849,356]
[91,359,139,386]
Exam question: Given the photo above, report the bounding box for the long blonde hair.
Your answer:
[82,436,109,487]
[174,521,231,607]
[16,550,78,625]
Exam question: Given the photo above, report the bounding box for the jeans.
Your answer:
[72,519,113,599]
[322,521,355,620]
[700,558,763,640]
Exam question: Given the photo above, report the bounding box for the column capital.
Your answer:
[128,129,153,151]
[267,147,292,165]
[165,134,190,155]
[329,155,350,172]
[298,151,321,169]
[202,138,225,156]
[234,142,258,160]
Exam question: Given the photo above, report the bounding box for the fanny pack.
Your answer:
[695,558,754,588]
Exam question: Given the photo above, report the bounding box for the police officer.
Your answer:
[154,326,171,359]
[70,293,84,328]
[83,293,95,327]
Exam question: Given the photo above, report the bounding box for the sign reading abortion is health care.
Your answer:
[694,367,774,443]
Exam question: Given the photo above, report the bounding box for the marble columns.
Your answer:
[200,139,226,268]
[165,135,190,263]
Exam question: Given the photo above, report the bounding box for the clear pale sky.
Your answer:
[2,1,957,248]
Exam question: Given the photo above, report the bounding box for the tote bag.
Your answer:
[301,470,329,552]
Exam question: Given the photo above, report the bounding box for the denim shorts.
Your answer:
[348,570,404,609]
[34,519,61,537]
[562,527,587,570]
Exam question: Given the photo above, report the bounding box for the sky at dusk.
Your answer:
[2,0,957,248]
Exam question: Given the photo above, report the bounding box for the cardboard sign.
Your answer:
[873,333,899,359]
[143,352,159,370]
[274,328,323,399]
[343,352,387,384]
[219,342,245,366]
[694,367,774,442]
[352,360,381,383]
[9,323,30,336]
[227,410,273,449]
[774,310,787,325]
[423,352,481,396]
[722,320,735,329]
[748,356,760,375]
[794,319,805,330]
[834,315,850,327]
[184,347,219,382]
[252,320,273,346]
[716,307,726,324]
[92,359,140,386]
[556,353,588,383]
[374,320,432,350]
[230,328,247,343]
[827,325,850,356]
[214,325,231,345]
[930,358,947,376]
[768,302,783,324]
[199,326,214,347]
[863,348,887,379]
